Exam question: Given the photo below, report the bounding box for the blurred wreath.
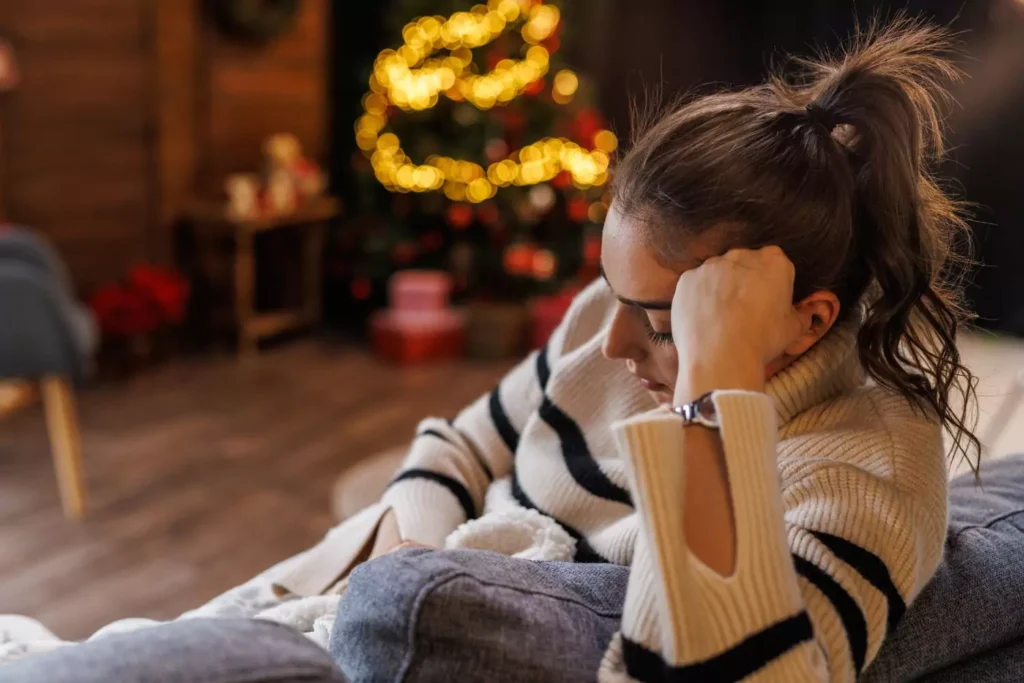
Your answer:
[205,0,300,43]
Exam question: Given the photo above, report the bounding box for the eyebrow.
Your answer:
[599,268,673,311]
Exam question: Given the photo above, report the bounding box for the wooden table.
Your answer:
[183,197,340,357]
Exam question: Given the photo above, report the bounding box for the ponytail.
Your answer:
[791,18,980,472]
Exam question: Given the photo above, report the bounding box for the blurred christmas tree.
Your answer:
[348,0,614,304]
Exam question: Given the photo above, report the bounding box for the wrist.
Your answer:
[673,356,764,405]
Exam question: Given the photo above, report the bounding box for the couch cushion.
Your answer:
[863,454,1024,681]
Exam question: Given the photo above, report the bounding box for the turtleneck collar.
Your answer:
[765,321,866,425]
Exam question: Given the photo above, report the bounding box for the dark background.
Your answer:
[330,0,1024,335]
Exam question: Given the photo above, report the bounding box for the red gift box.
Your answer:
[529,290,578,349]
[370,309,465,365]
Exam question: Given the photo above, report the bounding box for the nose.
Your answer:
[602,303,645,362]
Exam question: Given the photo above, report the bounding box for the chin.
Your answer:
[652,388,674,405]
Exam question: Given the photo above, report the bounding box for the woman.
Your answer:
[289,18,979,683]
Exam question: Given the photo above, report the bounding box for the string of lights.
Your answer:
[354,0,617,202]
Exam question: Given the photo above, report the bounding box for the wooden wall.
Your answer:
[0,0,153,292]
[0,0,328,292]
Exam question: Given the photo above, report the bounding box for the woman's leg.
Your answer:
[331,548,628,683]
[0,618,347,683]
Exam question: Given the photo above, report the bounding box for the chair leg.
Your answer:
[40,375,87,519]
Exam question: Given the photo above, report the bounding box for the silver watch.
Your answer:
[669,391,719,429]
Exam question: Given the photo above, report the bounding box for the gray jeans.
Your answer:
[331,548,628,683]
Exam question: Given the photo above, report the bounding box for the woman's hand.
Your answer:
[670,246,803,404]
[368,509,435,560]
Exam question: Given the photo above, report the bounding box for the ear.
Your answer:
[784,291,841,357]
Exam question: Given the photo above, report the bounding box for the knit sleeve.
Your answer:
[380,347,547,547]
[599,391,947,683]
[382,279,613,547]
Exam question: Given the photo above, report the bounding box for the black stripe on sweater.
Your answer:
[538,396,633,507]
[416,428,494,481]
[792,554,867,674]
[621,611,814,682]
[389,469,476,521]
[510,466,606,563]
[488,387,519,455]
[533,344,632,508]
[811,530,906,634]
[416,428,454,445]
[535,344,552,390]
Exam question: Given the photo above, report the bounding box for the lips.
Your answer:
[637,376,669,393]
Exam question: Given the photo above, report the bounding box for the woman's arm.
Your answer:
[377,278,614,550]
[606,395,944,683]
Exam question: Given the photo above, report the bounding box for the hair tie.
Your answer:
[805,103,839,134]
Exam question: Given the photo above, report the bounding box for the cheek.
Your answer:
[652,344,679,383]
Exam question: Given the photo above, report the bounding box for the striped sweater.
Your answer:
[302,278,948,681]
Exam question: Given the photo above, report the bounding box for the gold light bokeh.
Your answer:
[356,0,615,200]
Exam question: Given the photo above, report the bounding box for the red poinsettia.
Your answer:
[89,284,163,338]
[89,264,190,339]
[127,264,190,324]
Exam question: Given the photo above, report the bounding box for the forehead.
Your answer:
[600,204,728,292]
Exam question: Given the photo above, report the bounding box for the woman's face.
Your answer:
[600,204,798,403]
[599,204,712,402]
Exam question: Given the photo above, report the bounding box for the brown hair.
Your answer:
[612,17,980,471]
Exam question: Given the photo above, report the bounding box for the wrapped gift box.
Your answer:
[370,308,465,365]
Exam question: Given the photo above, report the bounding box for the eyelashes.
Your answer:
[641,315,674,346]
[625,303,674,346]
[645,328,674,346]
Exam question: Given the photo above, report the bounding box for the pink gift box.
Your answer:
[389,270,452,312]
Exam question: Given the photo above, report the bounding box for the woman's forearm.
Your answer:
[672,357,764,576]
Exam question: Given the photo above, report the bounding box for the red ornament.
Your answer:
[568,197,589,223]
[584,233,602,265]
[552,171,572,190]
[477,202,500,226]
[391,242,418,265]
[351,278,372,300]
[421,231,444,251]
[502,109,526,132]
[541,35,560,54]
[571,108,605,147]
[503,244,536,275]
[446,203,474,230]
[523,78,545,97]
[486,48,507,70]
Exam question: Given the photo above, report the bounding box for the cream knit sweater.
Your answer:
[287,278,948,682]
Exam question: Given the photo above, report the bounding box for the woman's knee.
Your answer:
[330,549,464,681]
[330,549,627,683]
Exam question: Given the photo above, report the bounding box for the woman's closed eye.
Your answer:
[642,315,674,346]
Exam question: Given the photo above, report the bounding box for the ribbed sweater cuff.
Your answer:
[613,391,807,665]
[381,479,467,548]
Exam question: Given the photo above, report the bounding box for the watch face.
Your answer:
[697,395,718,424]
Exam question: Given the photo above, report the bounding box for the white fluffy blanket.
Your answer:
[0,481,575,666]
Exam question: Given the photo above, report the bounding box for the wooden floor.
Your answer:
[0,341,509,640]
